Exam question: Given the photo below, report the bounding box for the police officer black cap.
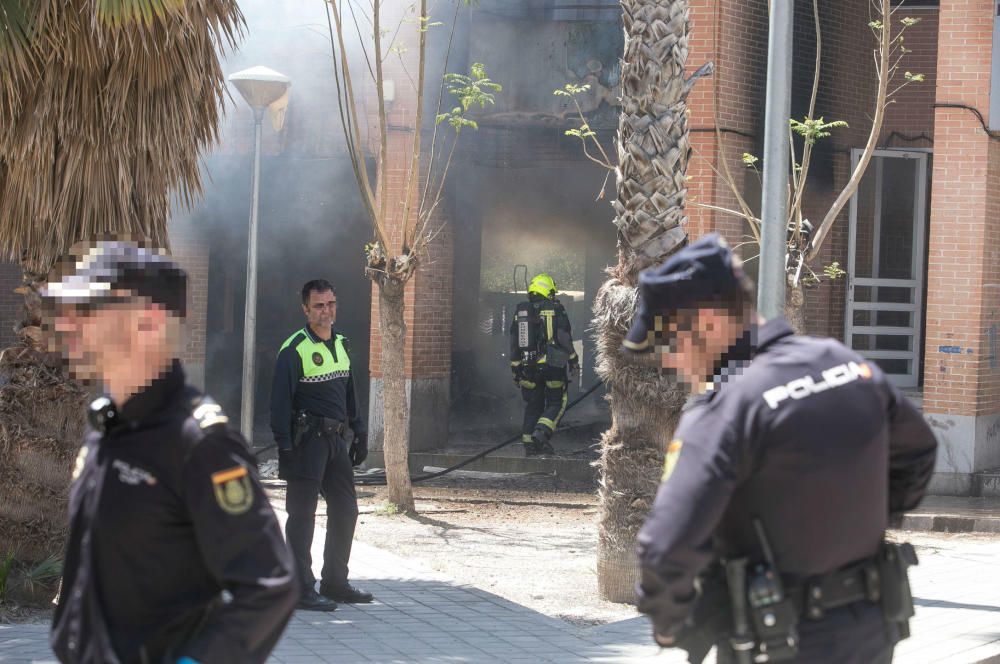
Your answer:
[622,233,751,353]
[41,237,187,317]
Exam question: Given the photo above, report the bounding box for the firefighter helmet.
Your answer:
[528,273,557,299]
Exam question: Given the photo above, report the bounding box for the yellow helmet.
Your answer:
[528,273,557,299]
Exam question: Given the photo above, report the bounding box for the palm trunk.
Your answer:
[594,281,689,602]
[595,0,699,603]
[0,267,86,569]
[377,276,415,512]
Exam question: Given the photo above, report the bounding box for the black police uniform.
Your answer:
[270,324,366,595]
[509,295,577,453]
[636,318,938,663]
[51,360,298,664]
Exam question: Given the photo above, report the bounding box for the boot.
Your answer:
[531,431,555,456]
[297,588,338,612]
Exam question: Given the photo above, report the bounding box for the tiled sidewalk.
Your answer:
[2,510,999,663]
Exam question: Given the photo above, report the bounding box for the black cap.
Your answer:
[41,239,187,317]
[623,233,750,353]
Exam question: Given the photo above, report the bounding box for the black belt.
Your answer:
[787,560,881,620]
[301,413,346,436]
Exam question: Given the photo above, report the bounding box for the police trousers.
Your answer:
[519,365,568,444]
[283,430,358,592]
[715,603,896,664]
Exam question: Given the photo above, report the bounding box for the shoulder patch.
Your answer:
[192,397,229,430]
[211,465,253,515]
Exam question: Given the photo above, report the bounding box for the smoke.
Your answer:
[168,0,620,448]
[169,0,377,432]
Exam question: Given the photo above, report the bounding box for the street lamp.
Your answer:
[229,66,291,441]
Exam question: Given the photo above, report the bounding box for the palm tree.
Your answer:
[0,0,241,571]
[593,0,707,602]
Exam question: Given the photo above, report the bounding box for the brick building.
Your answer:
[1,0,998,493]
[365,0,1000,494]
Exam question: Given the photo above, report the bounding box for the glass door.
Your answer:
[845,150,929,388]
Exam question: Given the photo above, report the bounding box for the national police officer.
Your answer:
[270,279,371,611]
[43,238,298,664]
[625,234,938,664]
[509,273,579,456]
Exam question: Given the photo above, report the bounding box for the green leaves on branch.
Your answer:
[790,116,848,145]
[435,62,501,133]
[566,124,596,140]
[406,14,443,33]
[741,153,759,168]
[823,261,847,281]
[554,84,598,138]
[554,83,591,97]
[904,71,924,83]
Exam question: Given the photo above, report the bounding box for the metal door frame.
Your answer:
[845,148,929,388]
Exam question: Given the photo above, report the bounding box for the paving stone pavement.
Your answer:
[2,513,999,663]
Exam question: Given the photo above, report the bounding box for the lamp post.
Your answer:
[229,66,291,441]
[758,1,793,319]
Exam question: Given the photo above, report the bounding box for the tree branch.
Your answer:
[373,0,391,251]
[808,0,891,260]
[419,0,461,219]
[401,0,428,251]
[328,0,385,250]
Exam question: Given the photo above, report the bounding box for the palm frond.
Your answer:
[0,0,244,271]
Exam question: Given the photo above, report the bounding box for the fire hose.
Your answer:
[255,380,604,487]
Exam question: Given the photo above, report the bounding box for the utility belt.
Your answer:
[292,411,346,448]
[681,522,918,664]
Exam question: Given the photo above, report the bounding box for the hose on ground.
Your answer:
[255,380,605,487]
[354,380,604,486]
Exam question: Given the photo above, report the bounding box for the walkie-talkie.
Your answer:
[746,518,799,662]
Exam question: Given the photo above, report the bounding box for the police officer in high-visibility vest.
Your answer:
[270,279,372,611]
[625,234,937,664]
[509,273,579,456]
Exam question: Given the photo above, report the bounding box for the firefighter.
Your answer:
[509,273,579,456]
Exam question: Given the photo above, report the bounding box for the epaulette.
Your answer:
[190,395,229,431]
[341,335,351,353]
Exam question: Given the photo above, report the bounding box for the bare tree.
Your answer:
[326,0,499,512]
[693,0,923,329]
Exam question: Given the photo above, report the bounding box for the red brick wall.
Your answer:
[364,8,453,383]
[924,0,998,417]
[0,262,21,350]
[689,0,937,338]
[167,215,210,371]
[685,0,721,240]
[711,0,768,249]
[882,9,939,148]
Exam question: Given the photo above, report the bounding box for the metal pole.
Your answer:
[757,0,793,319]
[240,109,264,439]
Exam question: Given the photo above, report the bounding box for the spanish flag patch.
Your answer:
[211,465,253,515]
[661,439,683,483]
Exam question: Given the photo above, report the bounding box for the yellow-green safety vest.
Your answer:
[279,328,351,383]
